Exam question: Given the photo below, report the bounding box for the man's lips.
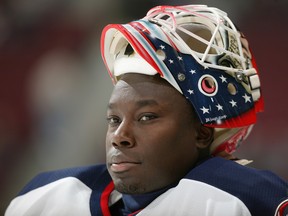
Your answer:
[110,162,141,173]
[109,156,141,173]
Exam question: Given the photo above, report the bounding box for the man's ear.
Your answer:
[196,125,214,149]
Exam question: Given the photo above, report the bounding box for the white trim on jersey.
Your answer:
[5,176,253,216]
[137,179,252,216]
[5,177,92,216]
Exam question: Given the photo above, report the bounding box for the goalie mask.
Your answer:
[101,5,264,155]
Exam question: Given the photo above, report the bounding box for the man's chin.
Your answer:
[114,181,147,194]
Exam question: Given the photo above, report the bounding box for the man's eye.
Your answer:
[106,116,120,125]
[139,114,157,122]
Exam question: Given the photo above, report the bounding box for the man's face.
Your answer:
[106,73,201,194]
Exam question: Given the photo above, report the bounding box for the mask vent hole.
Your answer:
[227,83,237,95]
[202,77,216,94]
[156,49,166,60]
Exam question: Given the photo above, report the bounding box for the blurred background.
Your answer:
[0,0,287,213]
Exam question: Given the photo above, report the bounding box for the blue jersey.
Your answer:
[5,157,288,216]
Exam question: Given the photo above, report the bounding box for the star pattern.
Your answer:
[219,75,227,83]
[190,69,196,74]
[136,30,255,125]
[216,104,223,111]
[200,106,210,114]
[187,89,194,95]
[242,94,251,103]
[229,100,237,107]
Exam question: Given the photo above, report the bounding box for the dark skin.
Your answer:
[106,73,213,194]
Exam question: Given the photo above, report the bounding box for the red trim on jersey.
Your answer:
[276,199,288,216]
[129,209,143,216]
[100,181,114,216]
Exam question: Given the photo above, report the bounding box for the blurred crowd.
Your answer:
[1,0,287,214]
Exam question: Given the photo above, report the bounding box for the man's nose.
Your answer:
[112,120,135,148]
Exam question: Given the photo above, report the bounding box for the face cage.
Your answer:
[145,5,247,72]
[142,5,262,104]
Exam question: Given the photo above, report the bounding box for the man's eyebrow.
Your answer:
[107,103,114,110]
[107,99,159,110]
[135,99,159,107]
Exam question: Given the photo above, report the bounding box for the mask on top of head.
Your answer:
[101,4,264,155]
